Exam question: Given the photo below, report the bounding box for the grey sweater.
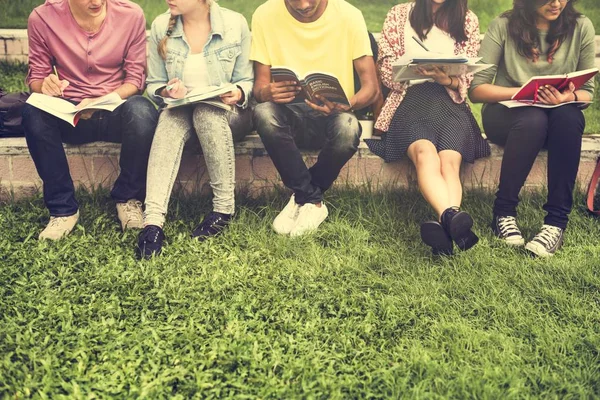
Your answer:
[471,15,596,103]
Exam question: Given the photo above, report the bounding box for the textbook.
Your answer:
[163,83,237,111]
[26,92,125,127]
[511,67,599,102]
[392,60,493,82]
[499,100,593,109]
[270,66,350,114]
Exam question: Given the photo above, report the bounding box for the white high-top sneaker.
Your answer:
[272,194,301,235]
[289,203,329,237]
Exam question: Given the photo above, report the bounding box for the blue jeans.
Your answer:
[253,102,361,205]
[22,95,158,216]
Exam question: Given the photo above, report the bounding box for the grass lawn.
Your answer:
[1,0,598,32]
[1,186,600,397]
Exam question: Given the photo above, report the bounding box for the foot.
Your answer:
[525,224,564,257]
[289,203,329,237]
[116,199,144,231]
[273,194,301,235]
[491,215,525,246]
[440,207,479,251]
[191,212,231,241]
[39,211,80,240]
[420,221,453,256]
[136,225,165,259]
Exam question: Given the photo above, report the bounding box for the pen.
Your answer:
[412,35,430,52]
[53,65,63,96]
[166,84,175,91]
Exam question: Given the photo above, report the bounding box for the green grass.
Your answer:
[0,0,598,31]
[1,186,599,397]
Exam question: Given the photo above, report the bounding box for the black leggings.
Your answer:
[482,103,585,230]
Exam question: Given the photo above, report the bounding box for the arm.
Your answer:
[350,55,380,110]
[452,11,481,101]
[146,17,171,106]
[378,7,409,93]
[118,13,147,99]
[574,17,596,102]
[469,18,519,103]
[228,14,254,109]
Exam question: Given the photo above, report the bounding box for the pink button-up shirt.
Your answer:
[26,0,147,102]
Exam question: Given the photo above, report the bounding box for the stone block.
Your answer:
[67,155,94,189]
[0,157,10,181]
[5,39,21,55]
[11,156,40,182]
[93,156,119,188]
[235,155,254,183]
[251,156,280,182]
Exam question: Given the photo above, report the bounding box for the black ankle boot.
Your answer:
[420,221,453,256]
[440,207,479,251]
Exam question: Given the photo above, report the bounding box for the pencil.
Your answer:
[412,36,430,52]
[53,65,63,96]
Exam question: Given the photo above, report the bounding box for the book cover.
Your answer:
[25,92,125,127]
[270,67,350,111]
[164,83,237,111]
[511,68,599,101]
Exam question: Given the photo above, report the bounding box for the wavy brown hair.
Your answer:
[410,0,469,43]
[502,0,581,62]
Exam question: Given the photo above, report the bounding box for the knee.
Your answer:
[332,112,360,152]
[550,106,585,134]
[22,104,55,140]
[410,142,438,166]
[252,102,285,136]
[121,95,158,131]
[440,158,461,176]
[515,109,548,136]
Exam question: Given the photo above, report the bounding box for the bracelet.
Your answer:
[573,92,578,102]
[444,77,454,88]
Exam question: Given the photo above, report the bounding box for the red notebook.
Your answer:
[511,67,598,102]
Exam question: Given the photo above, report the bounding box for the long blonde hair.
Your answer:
[158,0,216,60]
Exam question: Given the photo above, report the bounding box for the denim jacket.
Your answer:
[146,3,253,108]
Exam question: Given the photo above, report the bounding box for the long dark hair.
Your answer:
[410,0,469,43]
[503,0,581,62]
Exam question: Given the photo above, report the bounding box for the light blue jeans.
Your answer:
[144,104,252,227]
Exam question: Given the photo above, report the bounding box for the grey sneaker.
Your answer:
[491,215,525,246]
[39,211,79,240]
[116,199,144,230]
[273,194,301,235]
[525,224,564,257]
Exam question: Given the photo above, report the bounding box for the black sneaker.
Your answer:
[440,207,479,251]
[525,224,564,257]
[420,221,453,256]
[136,225,165,259]
[191,212,232,241]
[491,215,525,246]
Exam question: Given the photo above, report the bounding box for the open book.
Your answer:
[164,84,237,111]
[511,68,598,102]
[270,66,350,114]
[392,59,493,82]
[26,92,125,127]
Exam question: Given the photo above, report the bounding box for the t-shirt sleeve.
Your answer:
[577,17,596,99]
[351,10,373,60]
[470,17,505,92]
[249,11,270,66]
[26,11,53,86]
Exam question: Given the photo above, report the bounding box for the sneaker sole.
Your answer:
[525,241,554,258]
[420,221,453,256]
[501,236,525,246]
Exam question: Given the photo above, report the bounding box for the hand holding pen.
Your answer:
[164,77,187,99]
[41,65,69,97]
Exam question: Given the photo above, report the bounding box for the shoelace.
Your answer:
[142,226,162,243]
[48,216,70,227]
[497,216,521,237]
[533,225,562,246]
[123,201,143,221]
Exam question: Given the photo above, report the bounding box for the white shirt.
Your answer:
[183,53,210,91]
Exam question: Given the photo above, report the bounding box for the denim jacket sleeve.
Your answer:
[231,14,254,109]
[146,15,170,107]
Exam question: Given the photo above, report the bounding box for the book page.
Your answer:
[392,63,493,82]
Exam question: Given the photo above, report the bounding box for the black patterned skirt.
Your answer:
[365,82,490,163]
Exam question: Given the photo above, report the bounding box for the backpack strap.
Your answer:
[587,156,600,216]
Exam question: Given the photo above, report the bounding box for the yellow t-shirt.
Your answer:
[250,0,372,100]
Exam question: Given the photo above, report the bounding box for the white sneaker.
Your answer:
[116,199,144,230]
[39,211,79,240]
[273,194,300,235]
[289,203,329,237]
[525,224,564,257]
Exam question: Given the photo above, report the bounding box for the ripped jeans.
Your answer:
[253,102,361,204]
[144,104,252,227]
